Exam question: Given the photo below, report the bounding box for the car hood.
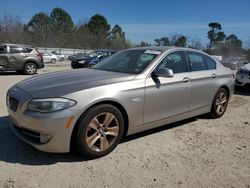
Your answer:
[241,63,250,70]
[16,69,136,98]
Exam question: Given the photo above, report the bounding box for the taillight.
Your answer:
[37,53,43,59]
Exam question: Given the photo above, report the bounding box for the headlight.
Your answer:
[79,60,85,64]
[238,69,248,75]
[27,98,76,113]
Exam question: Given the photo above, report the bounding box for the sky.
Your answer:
[0,0,250,46]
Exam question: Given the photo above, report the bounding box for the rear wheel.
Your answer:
[209,88,229,118]
[51,58,56,64]
[75,104,124,158]
[24,63,37,75]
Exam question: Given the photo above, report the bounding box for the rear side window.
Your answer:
[157,51,187,73]
[204,55,216,70]
[188,52,208,71]
[0,46,7,54]
[9,46,26,53]
[25,48,33,53]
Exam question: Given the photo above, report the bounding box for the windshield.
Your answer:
[92,49,161,74]
[86,52,98,58]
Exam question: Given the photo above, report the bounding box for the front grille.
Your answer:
[15,125,41,144]
[9,96,19,112]
[245,83,250,88]
[235,79,243,85]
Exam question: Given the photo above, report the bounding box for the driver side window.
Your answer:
[157,51,187,74]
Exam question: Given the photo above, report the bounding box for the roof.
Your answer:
[0,43,33,47]
[127,46,206,53]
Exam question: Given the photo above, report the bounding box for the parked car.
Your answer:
[42,52,58,64]
[7,47,234,158]
[235,62,250,89]
[68,53,86,61]
[51,51,65,61]
[222,57,248,70]
[71,50,115,69]
[0,43,44,75]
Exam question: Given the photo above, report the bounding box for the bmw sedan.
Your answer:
[7,47,234,158]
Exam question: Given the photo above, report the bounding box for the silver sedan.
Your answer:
[6,47,234,158]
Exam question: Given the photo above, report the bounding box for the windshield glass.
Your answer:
[86,52,98,58]
[92,49,161,74]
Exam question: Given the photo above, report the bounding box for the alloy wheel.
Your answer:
[85,112,119,152]
[26,64,36,74]
[215,91,228,115]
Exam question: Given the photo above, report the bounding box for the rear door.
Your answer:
[186,51,218,111]
[42,53,50,62]
[8,46,26,69]
[144,51,191,124]
[0,45,8,69]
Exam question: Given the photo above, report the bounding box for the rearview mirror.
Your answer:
[153,68,174,78]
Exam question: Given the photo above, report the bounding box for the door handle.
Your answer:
[183,77,191,82]
[211,73,217,78]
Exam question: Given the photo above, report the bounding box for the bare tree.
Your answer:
[188,37,203,49]
[0,14,24,44]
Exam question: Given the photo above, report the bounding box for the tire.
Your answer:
[209,88,229,118]
[51,58,56,64]
[23,62,37,75]
[75,104,124,159]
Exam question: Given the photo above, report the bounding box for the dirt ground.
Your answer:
[0,63,250,188]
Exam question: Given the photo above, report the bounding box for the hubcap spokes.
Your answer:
[27,65,35,74]
[215,92,227,114]
[86,112,119,152]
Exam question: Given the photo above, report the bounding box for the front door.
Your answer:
[144,51,191,125]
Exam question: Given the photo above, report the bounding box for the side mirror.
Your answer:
[153,67,174,78]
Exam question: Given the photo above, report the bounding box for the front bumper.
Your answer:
[7,87,79,153]
[235,74,250,87]
[71,62,88,69]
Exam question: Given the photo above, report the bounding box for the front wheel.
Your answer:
[51,58,56,64]
[209,88,229,118]
[24,63,37,75]
[75,104,124,158]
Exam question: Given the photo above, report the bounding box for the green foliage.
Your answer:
[154,39,160,46]
[50,8,74,31]
[225,34,242,49]
[108,24,126,49]
[139,41,151,47]
[50,8,74,47]
[28,12,50,32]
[87,14,110,38]
[154,37,170,46]
[26,12,51,46]
[175,36,187,47]
[207,22,226,52]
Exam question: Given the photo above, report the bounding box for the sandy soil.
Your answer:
[0,63,250,188]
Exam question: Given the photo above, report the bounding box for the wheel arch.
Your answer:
[220,85,230,97]
[70,100,129,151]
[23,61,38,69]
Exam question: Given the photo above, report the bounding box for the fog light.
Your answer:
[40,133,51,144]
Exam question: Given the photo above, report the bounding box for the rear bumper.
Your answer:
[38,63,45,69]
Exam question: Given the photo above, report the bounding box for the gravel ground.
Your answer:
[0,63,250,188]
